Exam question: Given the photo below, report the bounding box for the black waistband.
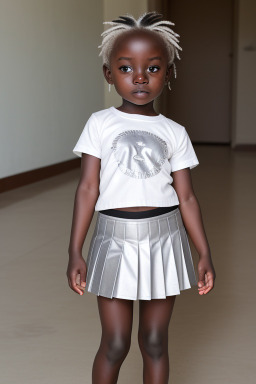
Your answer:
[99,205,179,219]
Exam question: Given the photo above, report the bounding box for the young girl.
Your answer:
[67,12,216,384]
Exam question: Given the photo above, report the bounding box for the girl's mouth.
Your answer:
[133,90,149,94]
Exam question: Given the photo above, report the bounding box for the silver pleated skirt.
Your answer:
[85,208,198,300]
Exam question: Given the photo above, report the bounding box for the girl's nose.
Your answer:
[133,72,149,84]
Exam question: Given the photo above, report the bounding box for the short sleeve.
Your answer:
[170,126,199,172]
[73,114,101,158]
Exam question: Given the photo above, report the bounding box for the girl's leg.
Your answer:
[138,296,176,384]
[92,295,134,384]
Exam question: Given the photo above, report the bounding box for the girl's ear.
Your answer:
[103,64,113,85]
[165,65,172,85]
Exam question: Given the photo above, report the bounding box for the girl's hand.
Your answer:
[197,257,216,295]
[66,255,87,296]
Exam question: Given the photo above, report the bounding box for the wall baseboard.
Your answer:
[0,158,80,193]
[233,144,256,150]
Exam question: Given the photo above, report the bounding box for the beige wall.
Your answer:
[232,0,256,146]
[103,0,148,109]
[0,0,103,178]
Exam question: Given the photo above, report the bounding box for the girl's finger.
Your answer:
[76,273,81,286]
[202,280,214,294]
[80,268,87,288]
[71,273,84,295]
[67,274,73,290]
[198,282,211,294]
[206,273,214,288]
[197,269,206,288]
[76,284,85,292]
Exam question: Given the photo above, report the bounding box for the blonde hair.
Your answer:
[98,12,182,78]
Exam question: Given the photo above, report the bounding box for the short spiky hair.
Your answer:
[98,12,182,78]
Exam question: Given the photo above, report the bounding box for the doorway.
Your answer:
[149,0,234,143]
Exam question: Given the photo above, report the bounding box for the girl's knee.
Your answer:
[138,330,167,359]
[105,335,131,364]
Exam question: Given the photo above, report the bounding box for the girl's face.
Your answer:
[103,30,171,108]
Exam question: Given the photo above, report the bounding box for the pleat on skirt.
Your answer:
[84,207,198,300]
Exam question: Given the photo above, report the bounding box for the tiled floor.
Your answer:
[0,145,255,383]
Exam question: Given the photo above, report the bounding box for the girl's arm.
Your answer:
[66,153,101,295]
[172,168,216,295]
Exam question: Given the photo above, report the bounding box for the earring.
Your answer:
[167,80,172,91]
[108,83,111,92]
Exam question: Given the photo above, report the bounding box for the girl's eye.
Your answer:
[119,66,132,73]
[148,66,160,73]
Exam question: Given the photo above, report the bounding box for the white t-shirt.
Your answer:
[73,106,199,211]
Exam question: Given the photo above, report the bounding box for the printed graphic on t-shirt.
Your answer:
[111,130,168,178]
